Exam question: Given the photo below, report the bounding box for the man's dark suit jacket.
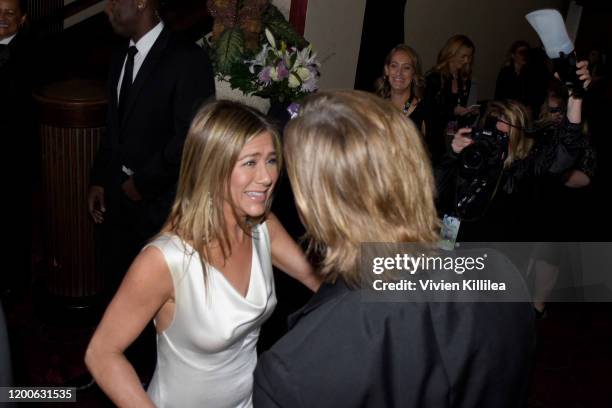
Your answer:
[254,279,535,408]
[0,31,32,141]
[91,27,214,237]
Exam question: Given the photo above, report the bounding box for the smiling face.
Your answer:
[0,0,25,41]
[227,131,279,221]
[384,50,415,93]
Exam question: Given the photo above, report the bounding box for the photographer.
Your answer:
[435,61,591,242]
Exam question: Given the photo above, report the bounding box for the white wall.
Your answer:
[304,0,367,90]
[273,0,291,19]
[405,0,567,100]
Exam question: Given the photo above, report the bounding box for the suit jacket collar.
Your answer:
[287,278,351,329]
[114,27,171,129]
[0,32,24,68]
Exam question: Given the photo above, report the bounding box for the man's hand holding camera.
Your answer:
[452,127,474,154]
[563,60,590,124]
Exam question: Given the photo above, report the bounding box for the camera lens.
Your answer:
[461,144,485,172]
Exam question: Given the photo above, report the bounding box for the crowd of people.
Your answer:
[375,34,598,240]
[1,0,608,406]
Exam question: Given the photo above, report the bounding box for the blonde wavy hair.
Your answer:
[484,100,533,167]
[284,90,440,287]
[374,44,425,100]
[165,100,281,280]
[432,34,474,82]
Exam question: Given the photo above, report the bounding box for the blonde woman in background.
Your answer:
[86,101,319,408]
[375,44,426,133]
[424,34,478,164]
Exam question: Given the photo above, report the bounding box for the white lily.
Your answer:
[264,28,277,49]
[295,67,311,81]
[269,66,279,81]
[288,73,301,89]
[246,44,270,73]
[295,44,319,68]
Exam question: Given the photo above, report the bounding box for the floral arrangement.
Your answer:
[206,0,320,104]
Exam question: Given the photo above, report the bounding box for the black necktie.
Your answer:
[118,46,138,123]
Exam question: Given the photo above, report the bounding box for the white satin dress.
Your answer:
[145,222,276,408]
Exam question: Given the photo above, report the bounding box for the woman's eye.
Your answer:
[267,157,278,165]
[243,160,256,167]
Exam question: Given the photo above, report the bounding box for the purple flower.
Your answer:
[301,76,318,92]
[276,61,289,80]
[258,67,272,85]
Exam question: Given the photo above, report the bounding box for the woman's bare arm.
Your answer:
[85,246,173,407]
[267,213,321,292]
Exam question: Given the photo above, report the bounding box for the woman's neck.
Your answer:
[223,202,249,245]
[390,89,411,109]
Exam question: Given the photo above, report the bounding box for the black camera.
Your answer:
[459,116,509,176]
[454,116,509,220]
[553,51,584,98]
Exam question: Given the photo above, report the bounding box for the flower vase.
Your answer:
[267,99,293,131]
[214,77,271,114]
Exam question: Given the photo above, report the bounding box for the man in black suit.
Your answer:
[0,0,30,156]
[1,0,33,300]
[253,90,535,408]
[88,0,215,293]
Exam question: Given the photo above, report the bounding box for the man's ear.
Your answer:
[19,14,27,28]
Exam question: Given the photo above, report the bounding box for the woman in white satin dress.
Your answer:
[85,100,320,408]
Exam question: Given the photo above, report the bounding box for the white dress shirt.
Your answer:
[0,33,16,45]
[116,21,164,102]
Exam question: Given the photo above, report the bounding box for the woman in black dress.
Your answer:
[424,35,478,165]
[375,44,426,133]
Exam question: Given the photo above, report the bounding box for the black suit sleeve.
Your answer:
[91,52,123,188]
[254,351,301,408]
[133,47,215,196]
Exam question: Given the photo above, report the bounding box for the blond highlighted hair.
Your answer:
[432,34,475,82]
[375,44,425,100]
[165,100,281,280]
[485,100,533,167]
[284,90,439,287]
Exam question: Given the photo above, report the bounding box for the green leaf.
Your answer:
[215,28,245,76]
[228,62,259,95]
[262,4,309,49]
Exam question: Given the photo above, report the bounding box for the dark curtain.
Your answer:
[354,0,407,92]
